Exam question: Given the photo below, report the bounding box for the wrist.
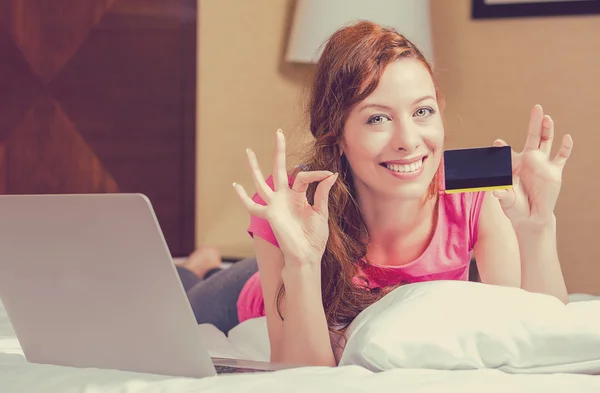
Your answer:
[281,261,322,286]
[282,260,321,276]
[513,214,557,238]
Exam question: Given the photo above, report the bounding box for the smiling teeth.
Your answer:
[386,160,423,173]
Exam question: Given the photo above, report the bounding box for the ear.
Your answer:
[338,140,346,157]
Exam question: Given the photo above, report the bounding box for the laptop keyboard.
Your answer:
[215,365,271,374]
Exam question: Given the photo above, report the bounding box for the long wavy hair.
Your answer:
[276,20,443,342]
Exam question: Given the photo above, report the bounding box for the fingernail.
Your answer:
[246,148,252,154]
[277,128,283,134]
[232,182,238,188]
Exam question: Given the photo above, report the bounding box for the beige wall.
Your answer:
[196,0,312,258]
[197,0,600,295]
[429,0,600,296]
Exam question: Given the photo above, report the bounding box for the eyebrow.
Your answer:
[358,95,436,112]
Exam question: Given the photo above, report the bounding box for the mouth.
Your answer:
[380,157,427,174]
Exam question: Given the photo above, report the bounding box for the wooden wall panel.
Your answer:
[0,0,196,256]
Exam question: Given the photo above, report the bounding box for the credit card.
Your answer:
[443,146,513,194]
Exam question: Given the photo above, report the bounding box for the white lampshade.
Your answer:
[286,0,434,64]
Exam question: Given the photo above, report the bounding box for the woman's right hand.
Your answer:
[233,129,338,268]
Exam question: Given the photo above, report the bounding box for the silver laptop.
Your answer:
[0,193,293,378]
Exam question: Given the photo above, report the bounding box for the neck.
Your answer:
[356,188,438,265]
[360,194,435,238]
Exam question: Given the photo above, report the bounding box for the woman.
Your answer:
[182,21,573,367]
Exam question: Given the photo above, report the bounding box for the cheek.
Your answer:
[347,143,386,171]
[345,132,389,162]
[423,124,445,150]
[424,129,445,171]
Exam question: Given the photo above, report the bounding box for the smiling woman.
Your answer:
[230,20,522,366]
[173,19,574,368]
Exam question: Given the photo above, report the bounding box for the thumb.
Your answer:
[292,171,334,193]
[493,138,521,173]
[313,173,338,216]
[493,138,508,147]
[492,188,517,212]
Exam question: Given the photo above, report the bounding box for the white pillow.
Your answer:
[338,280,600,374]
[199,317,270,362]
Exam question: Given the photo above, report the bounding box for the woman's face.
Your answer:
[342,58,444,201]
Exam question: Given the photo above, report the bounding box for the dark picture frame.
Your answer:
[472,0,600,19]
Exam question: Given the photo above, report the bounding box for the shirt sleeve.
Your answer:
[468,191,487,250]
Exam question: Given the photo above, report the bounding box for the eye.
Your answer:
[414,107,435,118]
[367,114,391,125]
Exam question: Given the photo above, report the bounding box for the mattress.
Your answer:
[1,294,600,392]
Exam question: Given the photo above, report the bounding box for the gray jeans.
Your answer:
[176,257,258,334]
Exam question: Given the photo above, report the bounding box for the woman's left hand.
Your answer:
[492,105,573,230]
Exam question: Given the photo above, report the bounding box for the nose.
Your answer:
[391,120,420,152]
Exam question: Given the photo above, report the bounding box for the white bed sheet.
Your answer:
[2,297,600,393]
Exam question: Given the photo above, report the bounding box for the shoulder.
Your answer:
[439,191,486,221]
[247,168,301,248]
[439,191,486,250]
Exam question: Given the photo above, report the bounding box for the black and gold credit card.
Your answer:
[443,146,513,194]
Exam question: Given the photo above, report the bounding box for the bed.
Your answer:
[2,282,600,392]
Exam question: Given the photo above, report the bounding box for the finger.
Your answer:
[233,182,267,218]
[492,187,517,212]
[246,148,272,202]
[539,115,554,155]
[313,173,339,216]
[552,134,573,168]
[493,138,521,173]
[493,138,508,148]
[291,171,334,193]
[273,129,288,191]
[523,104,544,151]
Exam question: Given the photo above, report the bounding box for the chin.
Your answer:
[387,182,433,200]
[380,164,438,200]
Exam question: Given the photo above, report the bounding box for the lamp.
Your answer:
[286,0,434,64]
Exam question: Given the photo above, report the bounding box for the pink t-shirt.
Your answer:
[236,174,485,323]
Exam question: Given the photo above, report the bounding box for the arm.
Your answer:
[489,105,572,304]
[513,216,568,304]
[473,192,521,288]
[474,192,568,302]
[235,131,338,366]
[253,236,336,366]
